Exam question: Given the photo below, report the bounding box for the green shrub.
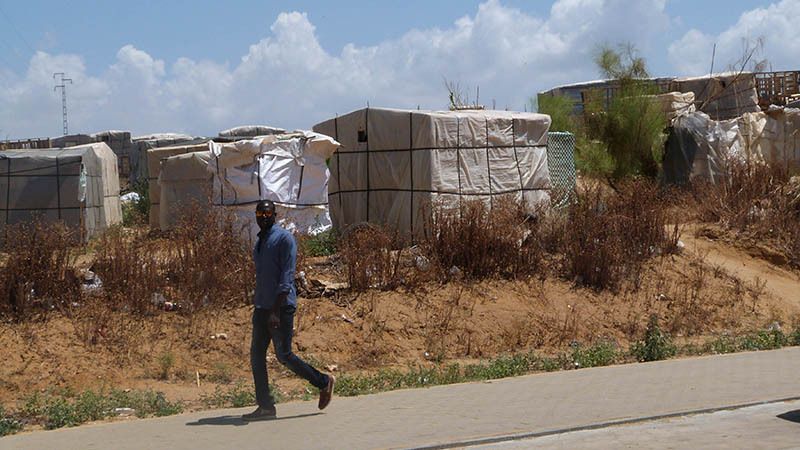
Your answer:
[19,389,183,430]
[789,328,800,346]
[157,352,176,380]
[536,94,576,133]
[0,406,23,436]
[570,341,619,368]
[631,315,677,362]
[300,230,338,257]
[121,182,150,226]
[738,328,787,351]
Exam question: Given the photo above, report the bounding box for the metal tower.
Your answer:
[53,72,73,135]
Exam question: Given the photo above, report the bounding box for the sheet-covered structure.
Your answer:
[218,125,286,139]
[739,107,800,169]
[134,133,197,186]
[669,73,760,121]
[649,92,696,122]
[206,132,340,242]
[0,143,121,238]
[663,106,800,184]
[92,130,135,181]
[158,151,213,231]
[313,107,552,237]
[147,143,211,227]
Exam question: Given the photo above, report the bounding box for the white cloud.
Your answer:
[669,0,800,76]
[0,0,672,139]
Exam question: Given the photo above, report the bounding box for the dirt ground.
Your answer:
[1,225,799,411]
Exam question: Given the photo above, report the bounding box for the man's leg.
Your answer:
[272,305,329,390]
[250,308,276,409]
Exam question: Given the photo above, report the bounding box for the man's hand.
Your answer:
[268,312,280,329]
[269,292,288,329]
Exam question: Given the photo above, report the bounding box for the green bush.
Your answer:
[0,406,23,436]
[300,229,338,257]
[738,328,787,351]
[706,328,789,354]
[631,316,677,362]
[570,341,619,368]
[536,94,576,133]
[19,389,183,430]
[121,181,150,226]
[789,328,800,346]
[157,351,176,380]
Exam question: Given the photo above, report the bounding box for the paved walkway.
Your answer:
[474,399,800,449]
[3,348,800,449]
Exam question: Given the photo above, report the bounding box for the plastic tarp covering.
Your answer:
[313,107,552,238]
[50,134,96,148]
[670,73,760,121]
[146,143,212,227]
[648,92,696,122]
[91,130,135,179]
[133,134,197,184]
[664,111,761,184]
[0,143,121,238]
[158,151,213,231]
[206,132,340,242]
[218,125,286,138]
[738,107,800,169]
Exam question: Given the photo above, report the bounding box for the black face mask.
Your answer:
[257,215,275,231]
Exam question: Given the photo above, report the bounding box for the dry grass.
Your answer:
[424,196,547,281]
[562,180,680,291]
[339,224,404,291]
[694,160,800,268]
[0,221,80,322]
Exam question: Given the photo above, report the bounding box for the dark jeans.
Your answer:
[251,305,328,408]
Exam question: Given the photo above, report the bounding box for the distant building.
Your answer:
[539,71,800,121]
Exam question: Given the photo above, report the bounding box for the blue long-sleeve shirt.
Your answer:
[253,226,297,310]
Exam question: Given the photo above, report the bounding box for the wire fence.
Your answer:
[546,131,577,209]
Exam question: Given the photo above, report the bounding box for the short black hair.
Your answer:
[256,200,276,213]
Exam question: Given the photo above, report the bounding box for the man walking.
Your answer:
[243,200,335,421]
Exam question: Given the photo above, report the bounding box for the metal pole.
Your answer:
[53,72,73,135]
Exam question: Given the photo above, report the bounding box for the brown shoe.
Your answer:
[242,406,277,421]
[318,374,335,410]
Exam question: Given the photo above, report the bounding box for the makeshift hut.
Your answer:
[147,142,211,228]
[206,132,340,242]
[92,130,135,180]
[313,107,552,237]
[668,73,760,121]
[133,133,197,185]
[0,143,121,238]
[739,107,800,169]
[157,151,213,231]
[663,106,800,184]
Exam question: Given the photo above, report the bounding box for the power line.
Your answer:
[53,72,73,135]
[0,4,36,54]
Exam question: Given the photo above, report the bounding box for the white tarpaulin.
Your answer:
[313,107,552,238]
[648,92,696,122]
[158,151,213,231]
[205,132,340,242]
[664,107,800,184]
[0,143,121,239]
[739,107,800,168]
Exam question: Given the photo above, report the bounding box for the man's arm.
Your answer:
[272,232,297,314]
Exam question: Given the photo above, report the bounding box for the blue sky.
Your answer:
[0,0,797,139]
